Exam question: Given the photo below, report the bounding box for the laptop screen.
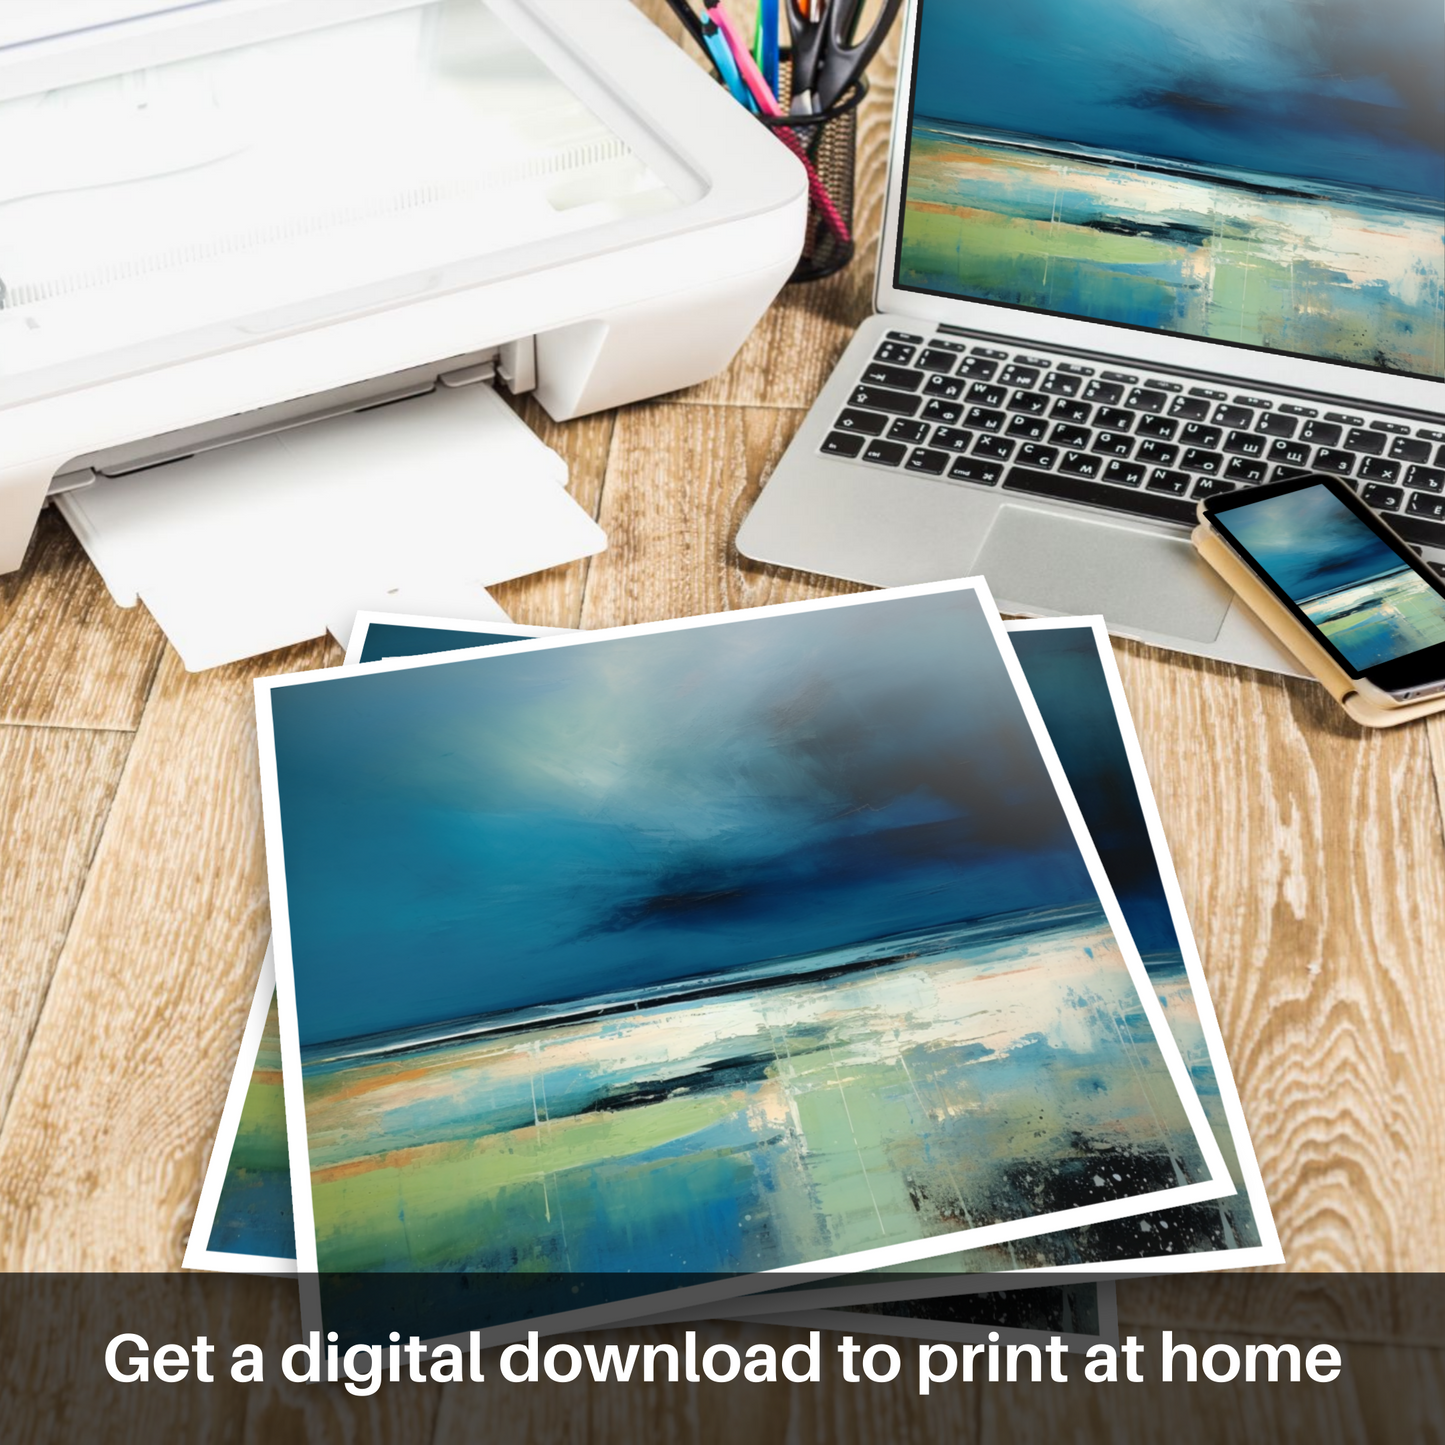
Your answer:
[893,0,1445,381]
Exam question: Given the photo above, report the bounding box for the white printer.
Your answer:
[0,0,806,663]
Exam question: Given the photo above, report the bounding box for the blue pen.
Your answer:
[700,13,755,110]
[758,0,780,98]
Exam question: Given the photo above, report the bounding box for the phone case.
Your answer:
[1192,519,1445,729]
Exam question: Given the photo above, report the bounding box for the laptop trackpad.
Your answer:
[976,505,1234,643]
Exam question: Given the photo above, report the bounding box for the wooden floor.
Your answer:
[1,6,1442,1441]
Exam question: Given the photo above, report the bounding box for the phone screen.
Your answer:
[1210,481,1445,678]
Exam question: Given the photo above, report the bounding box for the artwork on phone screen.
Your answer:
[1222,485,1445,669]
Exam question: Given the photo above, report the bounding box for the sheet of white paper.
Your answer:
[57,383,604,670]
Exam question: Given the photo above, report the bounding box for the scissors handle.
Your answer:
[784,0,830,107]
[811,0,904,111]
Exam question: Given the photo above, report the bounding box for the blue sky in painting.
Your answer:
[1217,485,1409,601]
[914,0,1444,200]
[359,623,1184,960]
[269,591,1096,1047]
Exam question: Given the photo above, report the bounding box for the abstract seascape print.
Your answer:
[899,0,1445,377]
[877,624,1265,1274]
[209,994,294,1258]
[1220,485,1445,669]
[268,589,1214,1276]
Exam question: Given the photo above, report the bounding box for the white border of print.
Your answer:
[341,611,572,667]
[182,943,295,1278]
[253,578,1234,1341]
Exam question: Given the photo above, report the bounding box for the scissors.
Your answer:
[785,0,903,113]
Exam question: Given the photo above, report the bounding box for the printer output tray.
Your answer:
[57,383,605,670]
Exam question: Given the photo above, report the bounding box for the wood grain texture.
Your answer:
[1,1275,265,1445]
[0,509,165,731]
[0,725,132,1126]
[1108,638,1445,1270]
[0,641,333,1269]
[1423,713,1445,853]
[0,1276,440,1445]
[1347,1339,1445,1444]
[984,1323,1439,1445]
[580,403,865,630]
[430,1323,979,1445]
[236,1278,441,1445]
[490,396,614,631]
[1116,1274,1445,1348]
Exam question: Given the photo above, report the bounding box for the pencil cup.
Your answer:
[760,73,867,283]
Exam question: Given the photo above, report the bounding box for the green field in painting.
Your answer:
[1303,565,1445,670]
[900,123,1444,378]
[302,907,1210,1274]
[211,995,294,1257]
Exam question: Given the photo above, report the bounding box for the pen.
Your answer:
[753,0,780,99]
[707,2,777,111]
[697,8,758,110]
[664,0,755,110]
[771,126,853,247]
[705,3,852,247]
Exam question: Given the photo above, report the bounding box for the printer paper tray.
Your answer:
[57,383,605,670]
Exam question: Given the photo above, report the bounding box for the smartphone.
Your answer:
[1201,474,1445,703]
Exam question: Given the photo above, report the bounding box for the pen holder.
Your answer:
[760,69,867,283]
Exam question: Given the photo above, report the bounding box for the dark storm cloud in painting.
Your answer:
[269,590,1095,1046]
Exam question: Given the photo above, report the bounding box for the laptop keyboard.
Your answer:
[821,330,1445,563]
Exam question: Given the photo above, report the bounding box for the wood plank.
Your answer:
[1115,1274,1445,1351]
[235,1281,442,1445]
[0,1275,439,1445]
[983,1322,1424,1444]
[1424,713,1445,852]
[579,403,867,630]
[1108,639,1445,1270]
[1349,1339,1445,1445]
[0,640,333,1269]
[0,725,132,1126]
[1,1275,269,1445]
[490,397,614,630]
[0,509,165,730]
[430,1322,979,1445]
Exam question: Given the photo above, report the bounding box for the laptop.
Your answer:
[737,0,1445,673]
